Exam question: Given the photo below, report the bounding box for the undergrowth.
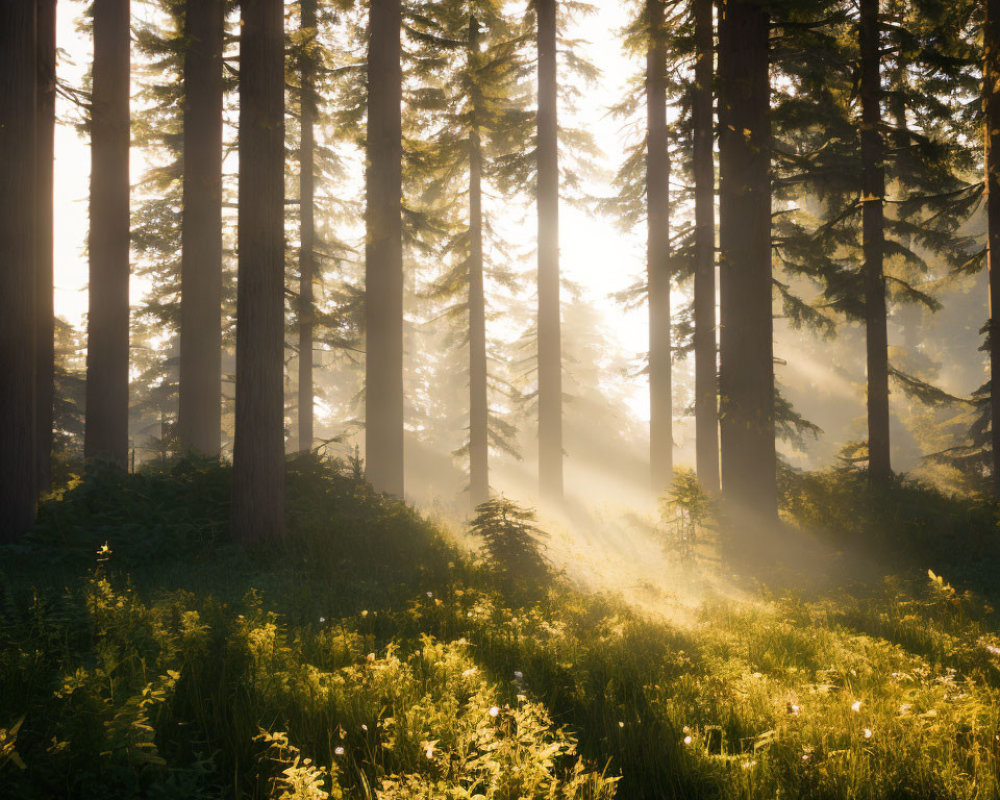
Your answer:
[1,456,1000,798]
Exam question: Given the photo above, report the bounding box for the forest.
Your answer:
[2,0,1000,797]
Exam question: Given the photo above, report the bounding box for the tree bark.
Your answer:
[536,0,563,501]
[232,0,286,542]
[297,0,317,454]
[178,0,224,455]
[692,0,720,495]
[0,0,38,541]
[717,0,776,520]
[36,0,57,492]
[469,15,489,508]
[365,0,404,496]
[85,0,131,466]
[860,0,891,485]
[986,0,1000,496]
[646,0,673,494]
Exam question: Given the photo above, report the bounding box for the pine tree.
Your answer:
[178,0,224,455]
[232,0,287,542]
[535,0,563,502]
[692,0,719,495]
[36,0,57,494]
[646,0,673,493]
[987,0,1000,496]
[85,0,131,466]
[297,0,318,454]
[365,0,405,496]
[0,0,38,541]
[717,0,777,520]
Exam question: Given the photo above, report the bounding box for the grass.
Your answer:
[1,456,1000,798]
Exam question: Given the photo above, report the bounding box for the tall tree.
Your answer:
[365,0,404,495]
[177,0,224,455]
[646,0,673,493]
[692,0,719,495]
[85,0,131,465]
[860,0,890,485]
[717,0,776,519]
[468,13,490,506]
[36,0,57,492]
[0,0,38,541]
[987,0,1000,496]
[298,0,318,454]
[232,0,286,542]
[536,0,562,501]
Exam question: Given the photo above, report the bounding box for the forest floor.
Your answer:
[2,456,1000,799]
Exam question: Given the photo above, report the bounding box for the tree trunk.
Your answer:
[646,0,673,494]
[468,15,489,508]
[232,0,286,543]
[717,0,776,520]
[178,0,223,455]
[0,0,38,541]
[692,0,720,495]
[297,0,317,454]
[986,0,1000,497]
[860,0,891,485]
[36,0,57,493]
[365,0,404,496]
[85,0,131,466]
[536,0,563,501]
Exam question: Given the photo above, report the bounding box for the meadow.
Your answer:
[2,457,1000,799]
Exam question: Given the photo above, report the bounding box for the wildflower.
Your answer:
[618,721,625,729]
[851,700,862,712]
[683,735,692,746]
[513,671,524,681]
[788,702,801,715]
[426,591,433,598]
[462,667,478,677]
[423,741,436,759]
[361,724,368,732]
[366,653,376,662]
[361,610,369,618]
[863,728,873,739]
[489,706,500,718]
[318,617,326,624]
[334,747,345,756]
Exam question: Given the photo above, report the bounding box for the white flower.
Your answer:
[361,724,368,732]
[863,728,873,739]
[683,735,692,746]
[318,616,326,624]
[334,746,345,756]
[851,700,862,712]
[489,706,500,718]
[513,671,524,681]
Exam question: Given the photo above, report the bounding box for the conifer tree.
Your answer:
[717,0,776,520]
[36,0,57,493]
[0,0,38,541]
[298,0,318,454]
[692,0,719,495]
[232,0,287,542]
[987,0,1000,496]
[365,0,405,496]
[646,0,673,493]
[85,0,131,466]
[536,0,562,501]
[178,0,224,455]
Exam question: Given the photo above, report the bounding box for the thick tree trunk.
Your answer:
[860,0,891,485]
[36,0,57,492]
[85,0,131,466]
[365,0,404,496]
[232,0,286,542]
[469,15,489,508]
[0,0,38,541]
[692,0,720,495]
[178,0,224,455]
[717,0,776,520]
[986,0,1000,497]
[536,0,563,501]
[646,0,673,494]
[298,0,317,454]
